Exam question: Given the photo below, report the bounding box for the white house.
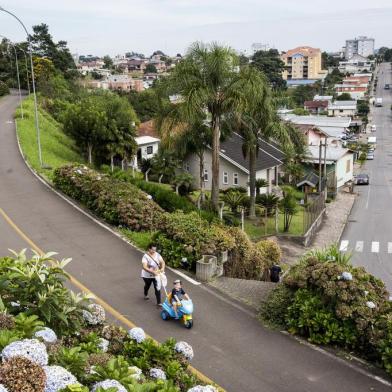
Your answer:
[327,101,357,117]
[133,120,160,168]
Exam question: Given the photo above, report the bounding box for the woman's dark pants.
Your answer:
[143,277,161,304]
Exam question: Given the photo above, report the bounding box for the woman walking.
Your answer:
[141,243,165,307]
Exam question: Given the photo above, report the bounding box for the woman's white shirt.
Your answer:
[141,252,162,278]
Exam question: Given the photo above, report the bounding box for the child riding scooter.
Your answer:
[160,279,194,329]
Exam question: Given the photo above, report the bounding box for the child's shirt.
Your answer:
[171,287,186,301]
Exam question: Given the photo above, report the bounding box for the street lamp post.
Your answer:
[0,5,42,166]
[1,36,23,118]
[17,45,30,94]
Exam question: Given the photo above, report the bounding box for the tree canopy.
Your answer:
[251,49,286,90]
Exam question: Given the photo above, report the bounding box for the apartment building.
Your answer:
[281,46,327,80]
[345,36,375,59]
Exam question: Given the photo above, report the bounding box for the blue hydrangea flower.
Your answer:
[187,386,218,392]
[98,338,109,353]
[149,368,166,380]
[175,341,194,360]
[128,327,145,343]
[0,384,9,392]
[91,380,127,392]
[1,339,48,366]
[82,303,106,325]
[34,327,58,344]
[43,366,78,392]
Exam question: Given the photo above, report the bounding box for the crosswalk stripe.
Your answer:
[339,240,349,252]
[371,241,379,253]
[388,242,392,254]
[355,241,364,252]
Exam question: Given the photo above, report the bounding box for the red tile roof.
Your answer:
[304,100,329,109]
[137,120,159,138]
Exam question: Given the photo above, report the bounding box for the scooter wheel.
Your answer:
[184,320,193,329]
[161,310,170,321]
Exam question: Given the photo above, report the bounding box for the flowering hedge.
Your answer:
[0,251,218,391]
[261,246,392,375]
[53,165,165,232]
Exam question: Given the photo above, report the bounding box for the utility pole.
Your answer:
[323,137,327,194]
[318,141,322,193]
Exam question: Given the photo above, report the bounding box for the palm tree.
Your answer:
[232,67,303,218]
[162,42,254,211]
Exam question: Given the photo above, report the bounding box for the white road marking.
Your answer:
[355,241,364,252]
[365,183,371,209]
[388,242,392,254]
[371,241,379,253]
[339,240,349,252]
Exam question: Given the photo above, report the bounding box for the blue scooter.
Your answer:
[160,291,194,329]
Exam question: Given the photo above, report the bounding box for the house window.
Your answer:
[233,173,239,185]
[146,146,153,155]
[346,159,351,173]
[203,169,209,182]
[223,172,228,185]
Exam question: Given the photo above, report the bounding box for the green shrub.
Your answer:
[53,165,164,231]
[260,285,294,328]
[0,250,90,336]
[51,346,89,379]
[0,81,9,96]
[256,240,282,267]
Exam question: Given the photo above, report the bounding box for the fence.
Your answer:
[303,191,326,234]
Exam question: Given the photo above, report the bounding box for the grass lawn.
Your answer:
[244,208,304,241]
[15,97,84,180]
[120,229,156,250]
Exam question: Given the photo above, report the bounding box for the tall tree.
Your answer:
[164,42,254,211]
[251,49,286,90]
[231,67,301,218]
[103,55,113,69]
[30,24,75,73]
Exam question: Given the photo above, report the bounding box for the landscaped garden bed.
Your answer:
[0,250,218,392]
[260,245,392,376]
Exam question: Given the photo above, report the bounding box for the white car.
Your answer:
[371,125,377,132]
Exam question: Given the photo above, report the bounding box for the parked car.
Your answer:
[371,125,377,132]
[385,84,390,90]
[355,173,370,185]
[366,152,375,160]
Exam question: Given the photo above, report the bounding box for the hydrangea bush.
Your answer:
[128,328,145,344]
[1,339,48,366]
[175,342,194,361]
[82,304,106,326]
[44,365,78,392]
[261,246,392,375]
[91,380,127,392]
[35,327,58,344]
[149,368,166,380]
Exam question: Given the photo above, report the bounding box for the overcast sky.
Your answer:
[1,0,391,57]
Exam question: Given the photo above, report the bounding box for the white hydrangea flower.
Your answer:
[366,301,376,309]
[149,368,166,380]
[82,303,106,325]
[91,380,127,392]
[187,387,218,392]
[10,301,20,307]
[175,341,194,360]
[98,338,109,353]
[76,169,82,174]
[34,327,58,344]
[2,339,48,366]
[43,365,78,392]
[0,384,9,392]
[129,366,142,381]
[128,327,145,343]
[341,272,353,281]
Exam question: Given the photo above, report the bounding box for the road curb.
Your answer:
[338,192,356,243]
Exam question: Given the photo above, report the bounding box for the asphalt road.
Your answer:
[0,93,391,391]
[340,63,392,291]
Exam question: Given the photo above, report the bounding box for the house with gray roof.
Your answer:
[182,132,285,193]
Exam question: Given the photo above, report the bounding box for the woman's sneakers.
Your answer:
[144,296,149,300]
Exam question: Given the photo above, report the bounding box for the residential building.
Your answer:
[183,133,285,193]
[338,54,375,74]
[327,101,357,117]
[106,74,144,92]
[345,36,375,59]
[302,145,354,188]
[133,120,160,168]
[281,46,327,81]
[304,100,329,114]
[334,83,367,100]
[314,95,333,103]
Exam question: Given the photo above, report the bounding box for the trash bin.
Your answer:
[196,255,217,282]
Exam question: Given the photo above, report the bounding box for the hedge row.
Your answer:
[261,245,392,375]
[53,165,164,232]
